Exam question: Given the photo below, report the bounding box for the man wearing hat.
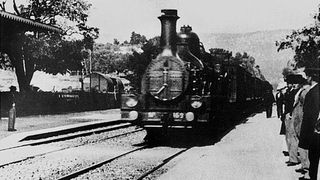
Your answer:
[8,86,17,131]
[264,82,275,118]
[290,73,311,178]
[299,66,320,180]
[283,73,302,166]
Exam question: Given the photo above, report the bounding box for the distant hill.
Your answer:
[199,29,295,86]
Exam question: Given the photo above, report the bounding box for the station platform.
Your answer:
[159,107,320,180]
[0,109,121,146]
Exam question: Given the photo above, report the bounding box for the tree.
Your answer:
[91,43,130,74]
[123,40,129,45]
[91,34,160,90]
[277,4,320,69]
[129,31,147,45]
[0,0,99,92]
[127,36,160,90]
[113,38,120,45]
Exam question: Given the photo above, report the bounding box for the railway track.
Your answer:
[56,146,190,180]
[0,121,134,152]
[54,113,245,180]
[136,148,190,180]
[57,146,149,180]
[0,127,144,168]
[0,110,252,179]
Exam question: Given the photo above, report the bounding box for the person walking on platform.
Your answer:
[299,67,320,180]
[279,87,287,139]
[291,74,311,178]
[264,82,275,118]
[8,86,17,131]
[283,74,301,166]
[276,88,285,118]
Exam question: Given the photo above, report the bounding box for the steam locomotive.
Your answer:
[121,9,270,140]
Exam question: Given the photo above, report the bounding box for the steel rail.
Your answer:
[57,146,149,180]
[136,147,190,180]
[135,111,253,180]
[0,128,144,168]
[0,122,134,152]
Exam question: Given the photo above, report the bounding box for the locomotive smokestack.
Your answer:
[158,9,179,53]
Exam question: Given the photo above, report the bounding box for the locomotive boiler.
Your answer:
[121,9,269,140]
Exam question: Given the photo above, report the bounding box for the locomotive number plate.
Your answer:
[148,112,157,118]
[146,112,185,121]
[173,112,184,119]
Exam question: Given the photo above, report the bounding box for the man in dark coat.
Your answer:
[278,87,287,135]
[298,67,320,180]
[264,82,275,118]
[8,86,17,131]
[276,89,285,118]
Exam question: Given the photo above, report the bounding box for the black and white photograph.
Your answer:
[0,0,320,179]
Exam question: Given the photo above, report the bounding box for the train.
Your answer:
[121,9,272,141]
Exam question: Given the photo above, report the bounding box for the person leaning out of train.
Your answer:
[298,66,320,180]
[290,73,311,178]
[283,74,301,166]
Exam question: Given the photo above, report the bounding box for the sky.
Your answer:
[85,0,319,43]
[6,0,320,43]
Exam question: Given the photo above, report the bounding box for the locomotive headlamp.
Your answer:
[128,111,139,120]
[126,97,138,107]
[185,112,194,121]
[190,95,202,108]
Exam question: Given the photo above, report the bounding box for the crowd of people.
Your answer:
[276,64,319,180]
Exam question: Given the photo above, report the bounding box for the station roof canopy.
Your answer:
[0,10,62,33]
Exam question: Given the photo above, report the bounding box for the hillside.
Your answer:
[199,29,295,85]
